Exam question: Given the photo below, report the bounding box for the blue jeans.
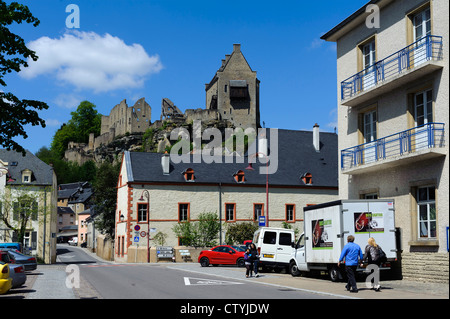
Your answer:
[253,260,259,274]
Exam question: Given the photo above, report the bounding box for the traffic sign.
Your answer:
[134,225,140,231]
[258,216,266,227]
[140,231,147,237]
[133,236,139,243]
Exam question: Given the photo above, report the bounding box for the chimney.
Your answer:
[258,130,268,158]
[161,152,170,175]
[313,123,320,152]
[233,43,241,53]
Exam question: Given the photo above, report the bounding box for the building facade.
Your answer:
[205,44,260,129]
[0,150,58,263]
[322,0,449,282]
[114,128,339,263]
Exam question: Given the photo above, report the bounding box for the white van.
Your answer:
[253,227,295,272]
[68,237,78,246]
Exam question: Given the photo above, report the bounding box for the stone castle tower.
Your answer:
[205,44,260,129]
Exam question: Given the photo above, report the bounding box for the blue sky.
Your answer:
[4,0,366,154]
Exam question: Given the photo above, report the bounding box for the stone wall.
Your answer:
[400,252,449,283]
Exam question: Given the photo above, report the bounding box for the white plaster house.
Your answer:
[114,128,339,263]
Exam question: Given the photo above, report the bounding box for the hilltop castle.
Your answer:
[65,44,261,164]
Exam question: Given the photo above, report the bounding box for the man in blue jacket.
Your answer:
[338,235,363,293]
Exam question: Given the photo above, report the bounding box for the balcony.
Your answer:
[341,35,444,107]
[341,123,445,174]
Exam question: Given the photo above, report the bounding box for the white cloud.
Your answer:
[44,118,62,127]
[53,93,82,109]
[20,31,163,93]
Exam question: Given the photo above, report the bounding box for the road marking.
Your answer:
[184,277,243,286]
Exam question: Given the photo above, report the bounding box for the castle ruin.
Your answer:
[64,44,260,164]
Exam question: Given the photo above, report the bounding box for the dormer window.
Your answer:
[183,168,195,182]
[22,169,32,183]
[301,172,312,185]
[233,170,245,183]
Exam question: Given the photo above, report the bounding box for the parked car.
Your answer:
[8,264,26,288]
[4,249,37,271]
[68,237,78,246]
[0,252,13,295]
[198,245,245,267]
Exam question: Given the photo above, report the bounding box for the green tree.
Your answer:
[0,1,48,155]
[225,221,259,245]
[93,160,120,238]
[50,101,101,158]
[172,212,221,247]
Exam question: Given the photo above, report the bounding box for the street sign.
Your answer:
[157,246,174,258]
[258,216,266,227]
[140,231,147,237]
[133,236,139,243]
[134,225,140,231]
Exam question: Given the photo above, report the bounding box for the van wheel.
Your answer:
[290,261,301,277]
[329,265,342,282]
[200,257,210,267]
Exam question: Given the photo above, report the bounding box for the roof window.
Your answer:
[301,172,312,185]
[183,168,195,182]
[233,170,245,183]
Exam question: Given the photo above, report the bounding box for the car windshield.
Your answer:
[230,245,245,252]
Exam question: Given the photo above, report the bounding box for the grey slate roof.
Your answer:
[126,129,338,188]
[57,206,75,215]
[0,149,54,186]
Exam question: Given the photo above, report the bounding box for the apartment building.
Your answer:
[322,0,448,282]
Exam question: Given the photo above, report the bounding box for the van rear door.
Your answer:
[277,231,294,263]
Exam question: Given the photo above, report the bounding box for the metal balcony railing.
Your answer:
[341,35,443,100]
[341,123,445,170]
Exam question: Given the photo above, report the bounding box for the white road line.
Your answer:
[168,266,359,299]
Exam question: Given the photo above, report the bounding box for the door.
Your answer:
[294,234,308,271]
[260,230,277,262]
[362,41,376,90]
[277,231,294,264]
[414,89,433,150]
[363,109,377,164]
[413,8,431,66]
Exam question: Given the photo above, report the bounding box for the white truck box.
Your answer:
[291,199,397,281]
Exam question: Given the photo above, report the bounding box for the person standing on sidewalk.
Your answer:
[244,248,253,278]
[249,243,260,278]
[338,235,363,293]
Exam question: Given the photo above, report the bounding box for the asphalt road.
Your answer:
[56,244,342,299]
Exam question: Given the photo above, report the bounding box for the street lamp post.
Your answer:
[139,190,150,263]
[245,152,269,227]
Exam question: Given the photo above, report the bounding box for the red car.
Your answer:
[198,245,245,267]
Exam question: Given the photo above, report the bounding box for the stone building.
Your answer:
[322,0,448,282]
[205,44,260,130]
[100,97,152,138]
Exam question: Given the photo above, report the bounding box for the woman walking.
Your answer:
[363,237,382,291]
[250,243,260,278]
[244,248,253,278]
